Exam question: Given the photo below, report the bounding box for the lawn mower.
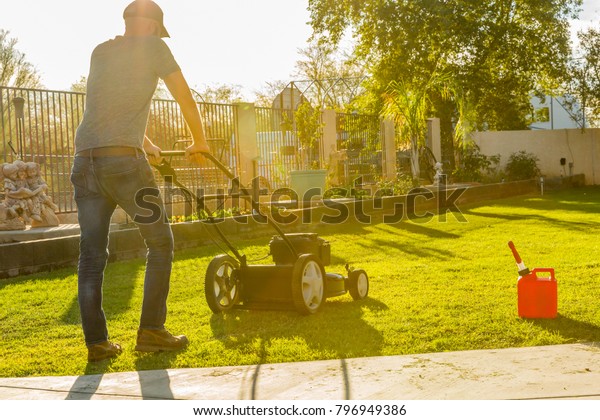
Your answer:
[155,150,369,315]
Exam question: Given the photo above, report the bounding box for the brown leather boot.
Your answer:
[135,329,188,352]
[87,341,122,363]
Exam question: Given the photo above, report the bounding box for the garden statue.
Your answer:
[0,200,26,230]
[1,160,59,230]
[3,162,32,223]
[433,162,445,187]
[26,162,60,227]
[0,163,26,230]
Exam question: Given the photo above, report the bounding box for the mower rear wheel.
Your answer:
[348,269,369,300]
[205,254,240,314]
[291,254,326,315]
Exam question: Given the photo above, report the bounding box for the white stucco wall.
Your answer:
[472,129,600,185]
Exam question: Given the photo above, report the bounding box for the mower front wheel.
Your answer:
[348,269,369,300]
[291,254,326,315]
[205,254,240,314]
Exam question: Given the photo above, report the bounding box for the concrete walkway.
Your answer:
[0,343,599,400]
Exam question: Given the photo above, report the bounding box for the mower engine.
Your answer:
[269,233,330,266]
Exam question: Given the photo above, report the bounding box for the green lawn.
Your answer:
[1,187,600,378]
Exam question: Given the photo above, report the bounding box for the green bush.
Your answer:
[376,173,414,196]
[505,151,541,181]
[452,142,500,182]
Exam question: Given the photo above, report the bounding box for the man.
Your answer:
[71,0,210,363]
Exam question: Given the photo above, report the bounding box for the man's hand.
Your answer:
[143,136,162,166]
[185,141,211,165]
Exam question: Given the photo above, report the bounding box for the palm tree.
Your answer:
[382,72,464,183]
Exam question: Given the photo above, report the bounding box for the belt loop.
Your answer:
[136,148,140,158]
[88,148,95,169]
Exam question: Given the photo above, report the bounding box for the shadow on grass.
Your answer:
[515,187,600,214]
[454,186,600,216]
[354,222,459,260]
[60,262,145,325]
[319,218,459,262]
[316,214,461,239]
[208,298,386,355]
[389,220,461,239]
[460,186,600,231]
[0,268,76,292]
[531,315,600,342]
[462,208,597,232]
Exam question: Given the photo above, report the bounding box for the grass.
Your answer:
[1,187,600,378]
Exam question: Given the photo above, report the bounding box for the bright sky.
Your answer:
[0,0,599,100]
[0,0,313,99]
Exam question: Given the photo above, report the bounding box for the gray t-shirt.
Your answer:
[74,36,180,154]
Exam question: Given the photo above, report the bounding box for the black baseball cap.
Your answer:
[123,0,170,38]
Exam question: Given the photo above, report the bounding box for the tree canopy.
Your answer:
[0,29,41,88]
[193,83,246,104]
[565,27,600,128]
[308,0,582,131]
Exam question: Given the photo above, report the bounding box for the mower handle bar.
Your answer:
[160,150,235,181]
[159,150,300,261]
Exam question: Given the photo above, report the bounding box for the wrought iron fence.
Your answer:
[336,112,383,184]
[1,85,385,217]
[0,87,84,213]
[1,86,239,214]
[148,100,239,208]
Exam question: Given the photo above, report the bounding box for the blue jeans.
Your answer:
[70,152,174,345]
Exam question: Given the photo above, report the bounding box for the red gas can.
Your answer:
[517,268,557,319]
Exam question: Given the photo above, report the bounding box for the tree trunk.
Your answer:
[411,136,420,182]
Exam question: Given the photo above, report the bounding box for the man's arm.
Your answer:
[163,70,210,164]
